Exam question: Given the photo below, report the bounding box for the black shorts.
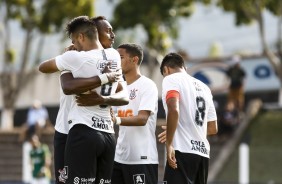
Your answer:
[111,161,158,184]
[64,124,116,184]
[54,130,68,184]
[164,151,209,184]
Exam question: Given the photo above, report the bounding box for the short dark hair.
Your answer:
[90,16,107,31]
[90,16,107,24]
[160,52,185,75]
[66,16,97,40]
[118,43,143,65]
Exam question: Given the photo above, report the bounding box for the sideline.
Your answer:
[208,99,262,182]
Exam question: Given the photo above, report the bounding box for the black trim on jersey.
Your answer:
[102,49,107,60]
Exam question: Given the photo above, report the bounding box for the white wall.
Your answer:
[0,72,60,109]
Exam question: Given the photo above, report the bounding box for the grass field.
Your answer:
[216,110,282,183]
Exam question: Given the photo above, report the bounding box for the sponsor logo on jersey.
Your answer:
[97,60,118,71]
[133,174,145,184]
[117,109,133,117]
[58,166,68,183]
[129,88,138,100]
[91,116,111,130]
[191,140,209,155]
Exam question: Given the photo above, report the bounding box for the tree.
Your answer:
[0,0,94,130]
[111,0,202,53]
[215,0,282,105]
[111,0,211,78]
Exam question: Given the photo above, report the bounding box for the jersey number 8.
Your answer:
[99,83,113,108]
[195,96,206,126]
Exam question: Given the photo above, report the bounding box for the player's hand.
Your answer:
[76,91,104,106]
[166,145,177,169]
[102,62,122,83]
[106,68,122,83]
[158,126,167,143]
[64,44,76,52]
[102,62,112,73]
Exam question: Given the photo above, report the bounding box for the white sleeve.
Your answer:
[207,90,217,122]
[138,81,158,113]
[162,75,180,97]
[55,51,81,71]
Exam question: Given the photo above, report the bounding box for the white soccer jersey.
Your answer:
[55,48,122,134]
[114,76,159,164]
[54,87,71,134]
[162,72,217,158]
[54,73,71,134]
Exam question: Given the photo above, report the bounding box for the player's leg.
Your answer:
[54,130,68,184]
[64,124,98,184]
[164,160,189,184]
[111,162,126,184]
[95,132,116,184]
[117,164,158,184]
[195,156,209,184]
[164,151,201,184]
[131,164,158,184]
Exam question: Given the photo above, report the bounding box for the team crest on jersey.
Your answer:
[129,89,138,100]
[58,166,68,183]
[133,174,145,184]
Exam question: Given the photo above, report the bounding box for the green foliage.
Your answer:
[1,0,94,34]
[41,0,94,33]
[111,0,196,53]
[0,0,95,114]
[266,0,282,16]
[216,0,282,25]
[5,49,15,64]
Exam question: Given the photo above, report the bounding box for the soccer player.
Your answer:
[160,53,218,184]
[76,43,159,184]
[39,16,128,184]
[39,16,118,184]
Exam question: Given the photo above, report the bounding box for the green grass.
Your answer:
[216,110,282,183]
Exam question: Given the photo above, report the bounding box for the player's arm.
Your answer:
[39,45,78,74]
[166,95,179,149]
[39,61,107,94]
[102,81,129,106]
[207,120,218,135]
[207,95,218,136]
[113,82,157,126]
[75,81,129,106]
[60,69,120,95]
[165,90,180,169]
[161,110,218,142]
[113,110,150,126]
[38,58,59,73]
